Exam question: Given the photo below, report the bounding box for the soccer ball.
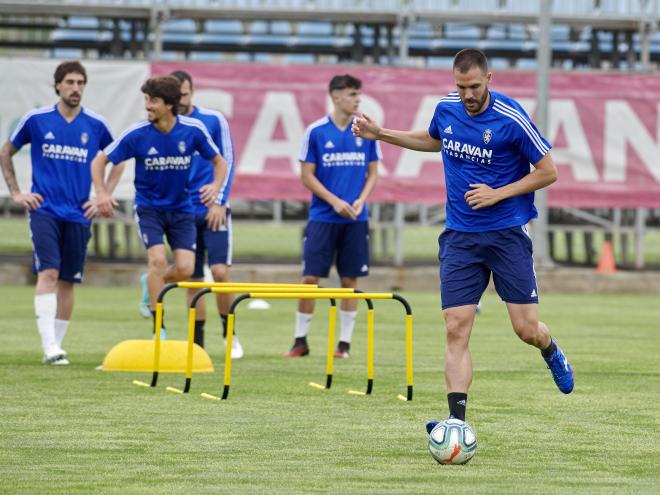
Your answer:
[428,418,477,465]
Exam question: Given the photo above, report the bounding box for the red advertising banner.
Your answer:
[153,63,660,207]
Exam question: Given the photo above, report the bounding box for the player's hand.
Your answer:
[351,113,381,141]
[464,184,502,209]
[199,183,219,208]
[205,204,226,232]
[11,192,44,211]
[352,198,365,217]
[95,191,118,218]
[333,198,357,220]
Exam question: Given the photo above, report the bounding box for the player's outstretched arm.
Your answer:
[0,140,44,210]
[105,161,126,195]
[301,161,357,220]
[90,151,118,218]
[352,113,442,152]
[464,153,558,210]
[199,154,228,208]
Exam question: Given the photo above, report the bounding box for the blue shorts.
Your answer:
[192,209,232,278]
[303,220,369,278]
[438,226,539,309]
[29,210,91,283]
[134,205,196,252]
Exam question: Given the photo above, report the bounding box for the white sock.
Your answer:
[35,293,57,353]
[295,312,313,338]
[55,319,70,347]
[339,310,357,343]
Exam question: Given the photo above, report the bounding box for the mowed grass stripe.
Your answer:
[0,287,658,494]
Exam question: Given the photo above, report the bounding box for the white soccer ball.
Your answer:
[428,418,477,465]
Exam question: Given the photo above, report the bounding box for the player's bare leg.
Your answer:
[335,276,358,358]
[285,274,320,357]
[507,303,574,393]
[210,263,242,358]
[442,304,477,421]
[164,248,194,284]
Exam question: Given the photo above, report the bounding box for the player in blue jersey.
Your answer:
[285,74,381,358]
[0,61,122,365]
[90,76,228,337]
[352,49,574,428]
[170,70,243,359]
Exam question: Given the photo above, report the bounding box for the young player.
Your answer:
[352,49,574,429]
[285,74,381,358]
[169,69,243,358]
[91,76,228,337]
[0,61,121,365]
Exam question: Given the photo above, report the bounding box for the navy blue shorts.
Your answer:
[29,210,91,283]
[192,209,232,278]
[134,205,196,252]
[438,226,539,309]
[303,220,369,278]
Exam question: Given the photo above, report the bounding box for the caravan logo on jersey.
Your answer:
[442,138,493,165]
[144,155,192,170]
[41,143,89,163]
[321,151,366,167]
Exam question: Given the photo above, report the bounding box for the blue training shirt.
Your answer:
[187,106,234,217]
[428,90,552,232]
[104,115,219,212]
[300,115,381,223]
[10,104,114,224]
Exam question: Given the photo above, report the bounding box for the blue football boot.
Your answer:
[543,340,574,394]
[426,416,456,434]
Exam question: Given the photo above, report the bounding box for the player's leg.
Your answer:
[30,211,69,364]
[134,206,169,334]
[334,221,370,358]
[54,218,91,352]
[186,217,207,347]
[163,210,196,283]
[427,229,488,432]
[285,221,334,357]
[206,208,243,358]
[490,226,573,394]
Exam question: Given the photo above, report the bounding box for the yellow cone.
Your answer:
[101,340,214,373]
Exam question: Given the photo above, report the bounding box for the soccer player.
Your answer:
[0,61,121,365]
[91,76,228,337]
[169,69,243,359]
[352,49,574,428]
[285,74,381,358]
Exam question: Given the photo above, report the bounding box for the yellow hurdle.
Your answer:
[150,282,355,388]
[206,290,413,401]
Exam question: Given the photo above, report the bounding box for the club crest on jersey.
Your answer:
[483,129,493,145]
[80,132,89,145]
[178,141,186,153]
[355,137,363,147]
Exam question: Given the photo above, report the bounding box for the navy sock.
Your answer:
[447,392,467,421]
[194,320,205,348]
[541,338,557,358]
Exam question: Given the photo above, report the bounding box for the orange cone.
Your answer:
[596,240,617,273]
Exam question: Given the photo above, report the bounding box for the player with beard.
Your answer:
[0,61,122,365]
[91,76,228,338]
[352,49,574,430]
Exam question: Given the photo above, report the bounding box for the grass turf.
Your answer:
[1,286,659,494]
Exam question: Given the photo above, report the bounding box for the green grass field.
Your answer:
[1,286,659,494]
